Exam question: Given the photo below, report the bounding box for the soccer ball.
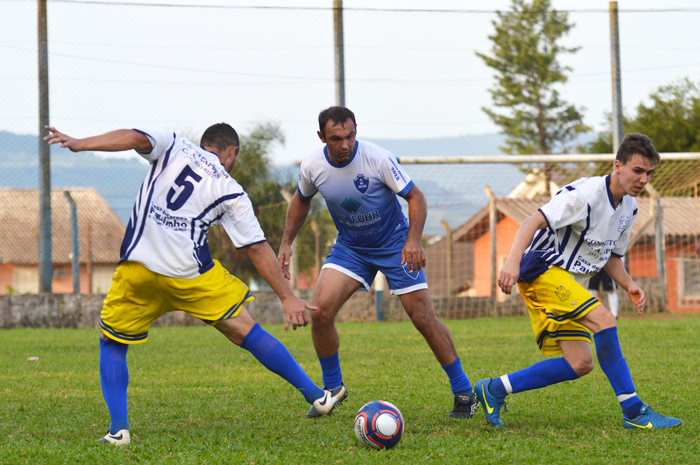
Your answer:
[353,400,404,450]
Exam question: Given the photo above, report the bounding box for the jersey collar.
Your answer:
[324,140,359,168]
[605,174,621,209]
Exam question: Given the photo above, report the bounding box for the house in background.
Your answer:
[452,196,700,314]
[0,188,125,295]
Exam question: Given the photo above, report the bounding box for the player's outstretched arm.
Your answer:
[278,191,312,280]
[401,186,428,272]
[43,126,152,153]
[248,241,317,332]
[604,255,645,315]
[498,212,547,294]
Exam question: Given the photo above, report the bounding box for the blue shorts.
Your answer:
[323,238,428,295]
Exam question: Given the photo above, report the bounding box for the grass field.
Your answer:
[1,315,698,464]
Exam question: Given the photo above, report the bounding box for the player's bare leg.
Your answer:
[398,289,457,366]
[400,289,477,418]
[216,307,342,416]
[558,340,594,377]
[304,268,361,417]
[310,268,362,358]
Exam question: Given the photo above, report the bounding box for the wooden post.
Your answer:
[333,0,345,107]
[485,186,498,317]
[441,220,453,296]
[38,0,52,293]
[609,1,624,152]
[86,223,93,294]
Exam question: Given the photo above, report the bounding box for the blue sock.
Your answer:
[241,323,324,404]
[594,327,643,418]
[505,358,579,395]
[441,357,472,394]
[99,337,130,434]
[319,352,343,389]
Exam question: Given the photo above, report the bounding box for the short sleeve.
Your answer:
[539,188,589,232]
[378,154,414,197]
[132,128,176,164]
[219,193,267,248]
[297,162,317,200]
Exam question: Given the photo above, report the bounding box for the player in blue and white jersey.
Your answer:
[278,107,478,419]
[44,123,347,446]
[474,133,681,430]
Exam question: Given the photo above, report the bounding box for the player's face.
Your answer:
[615,154,655,197]
[318,118,356,165]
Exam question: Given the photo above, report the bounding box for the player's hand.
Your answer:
[498,259,520,295]
[628,283,645,315]
[401,238,426,273]
[277,243,293,280]
[281,295,317,332]
[43,126,81,152]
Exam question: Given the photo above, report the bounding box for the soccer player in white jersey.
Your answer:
[474,133,681,430]
[44,123,346,446]
[278,107,478,419]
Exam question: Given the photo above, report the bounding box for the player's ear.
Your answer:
[317,130,326,143]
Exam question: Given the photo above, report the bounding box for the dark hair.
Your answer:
[616,133,660,166]
[201,123,239,152]
[318,106,356,136]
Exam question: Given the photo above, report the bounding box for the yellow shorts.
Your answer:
[100,260,254,344]
[517,266,600,355]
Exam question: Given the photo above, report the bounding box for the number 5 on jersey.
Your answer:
[167,165,202,210]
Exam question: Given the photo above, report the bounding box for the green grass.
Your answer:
[1,315,699,464]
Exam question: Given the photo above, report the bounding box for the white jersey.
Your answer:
[119,128,265,278]
[520,175,638,284]
[298,139,414,248]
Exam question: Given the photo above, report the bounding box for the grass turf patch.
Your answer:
[1,315,698,464]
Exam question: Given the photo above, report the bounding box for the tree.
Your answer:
[476,0,590,194]
[582,78,700,196]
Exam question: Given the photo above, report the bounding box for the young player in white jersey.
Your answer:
[278,107,478,419]
[44,123,346,446]
[474,133,681,430]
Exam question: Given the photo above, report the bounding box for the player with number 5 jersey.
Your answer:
[44,123,346,446]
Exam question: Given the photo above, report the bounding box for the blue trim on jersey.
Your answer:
[121,135,176,262]
[397,180,415,198]
[237,239,267,249]
[323,140,359,168]
[100,320,149,342]
[565,204,592,269]
[546,297,598,322]
[193,244,214,274]
[537,329,591,349]
[297,185,316,200]
[611,252,624,257]
[605,175,615,208]
[196,193,244,220]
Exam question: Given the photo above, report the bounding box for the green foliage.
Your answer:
[476,0,590,156]
[1,316,698,463]
[581,78,700,196]
[204,123,335,286]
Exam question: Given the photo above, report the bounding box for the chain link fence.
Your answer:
[1,2,699,313]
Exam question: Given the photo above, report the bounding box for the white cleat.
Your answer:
[97,429,131,446]
[311,384,348,417]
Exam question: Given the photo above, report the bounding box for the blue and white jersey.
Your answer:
[298,139,414,248]
[519,175,637,284]
[119,128,265,279]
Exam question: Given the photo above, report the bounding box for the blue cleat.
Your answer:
[474,379,507,428]
[623,405,682,429]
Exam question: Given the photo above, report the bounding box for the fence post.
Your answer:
[609,1,624,152]
[63,191,80,294]
[38,0,52,293]
[280,188,297,291]
[334,0,345,107]
[655,198,668,311]
[485,186,498,317]
[441,220,453,296]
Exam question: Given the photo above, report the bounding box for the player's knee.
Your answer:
[310,304,336,325]
[569,358,594,376]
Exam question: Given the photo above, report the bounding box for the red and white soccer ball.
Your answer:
[353,400,404,450]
